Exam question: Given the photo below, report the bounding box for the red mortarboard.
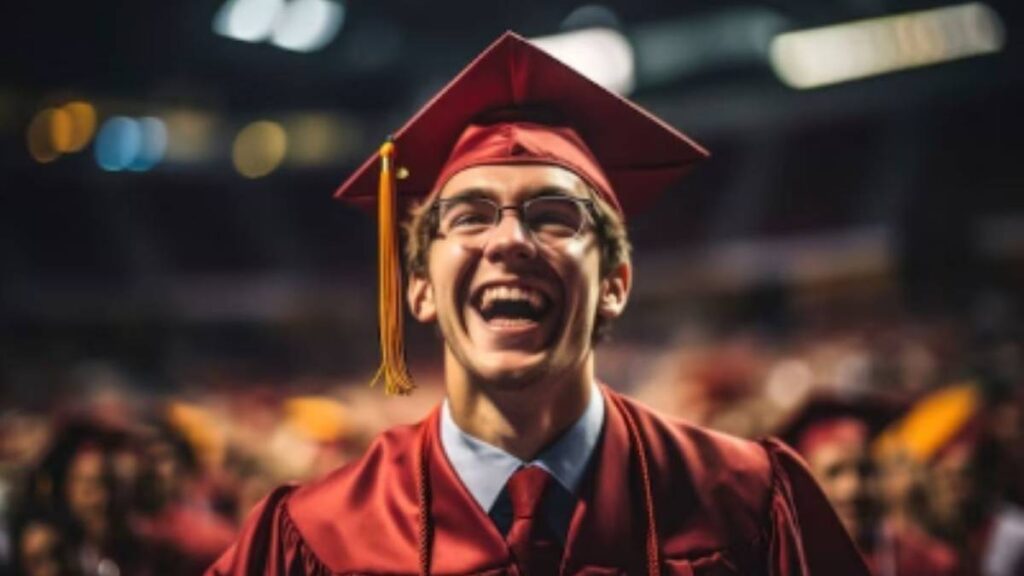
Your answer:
[334,31,709,394]
[334,31,708,213]
[778,396,901,457]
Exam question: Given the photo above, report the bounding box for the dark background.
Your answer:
[1,0,1021,415]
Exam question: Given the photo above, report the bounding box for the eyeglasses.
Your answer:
[430,195,595,244]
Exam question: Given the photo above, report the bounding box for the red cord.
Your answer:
[417,428,433,576]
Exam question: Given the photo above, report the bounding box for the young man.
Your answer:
[209,32,869,575]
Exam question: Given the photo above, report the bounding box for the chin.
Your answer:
[467,352,552,390]
[476,346,592,394]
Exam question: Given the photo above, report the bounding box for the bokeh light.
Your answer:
[532,27,636,95]
[213,0,286,43]
[60,101,98,153]
[770,2,1005,89]
[27,101,99,163]
[128,116,168,171]
[26,107,61,163]
[283,113,355,166]
[95,116,142,172]
[163,109,218,163]
[232,120,288,178]
[47,107,75,154]
[271,0,345,52]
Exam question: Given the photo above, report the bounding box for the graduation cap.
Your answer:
[777,396,900,457]
[333,31,709,395]
[872,383,982,463]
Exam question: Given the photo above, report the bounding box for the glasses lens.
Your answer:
[525,197,586,240]
[437,198,498,236]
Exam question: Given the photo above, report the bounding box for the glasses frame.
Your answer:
[428,195,598,243]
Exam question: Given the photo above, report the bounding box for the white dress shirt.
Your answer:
[439,383,605,536]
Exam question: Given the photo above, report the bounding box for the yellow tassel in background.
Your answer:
[371,138,415,395]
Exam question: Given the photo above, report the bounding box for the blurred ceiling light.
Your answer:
[59,101,98,153]
[26,108,61,163]
[95,116,142,171]
[271,0,344,52]
[770,2,1005,89]
[532,27,636,95]
[128,117,168,171]
[163,110,217,163]
[213,0,286,42]
[233,120,288,178]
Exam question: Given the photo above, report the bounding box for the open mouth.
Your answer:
[473,284,552,326]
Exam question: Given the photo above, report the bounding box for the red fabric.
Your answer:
[862,519,960,576]
[505,466,562,575]
[207,386,870,575]
[795,417,869,457]
[133,504,237,574]
[433,122,620,213]
[333,32,708,216]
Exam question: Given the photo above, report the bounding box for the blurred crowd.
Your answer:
[0,313,1021,575]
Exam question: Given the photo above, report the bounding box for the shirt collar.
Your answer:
[439,383,605,513]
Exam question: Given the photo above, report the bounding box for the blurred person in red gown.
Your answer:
[209,32,868,575]
[132,419,237,575]
[783,397,959,576]
[899,384,1024,576]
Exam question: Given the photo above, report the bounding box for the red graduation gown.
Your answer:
[208,386,869,575]
[862,519,960,576]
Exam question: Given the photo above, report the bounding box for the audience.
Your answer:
[0,317,1019,575]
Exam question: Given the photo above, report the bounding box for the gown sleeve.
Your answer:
[205,485,330,576]
[761,438,872,576]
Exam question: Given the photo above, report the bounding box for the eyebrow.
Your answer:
[440,184,582,203]
[526,185,582,200]
[439,187,495,202]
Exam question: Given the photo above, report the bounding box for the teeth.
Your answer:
[479,285,545,311]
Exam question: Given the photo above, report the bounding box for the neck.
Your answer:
[445,354,595,460]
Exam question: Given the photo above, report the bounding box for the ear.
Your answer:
[598,260,631,319]
[407,272,437,323]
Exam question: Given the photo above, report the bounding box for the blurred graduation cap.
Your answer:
[778,396,902,457]
[284,396,353,444]
[332,31,709,395]
[873,383,982,463]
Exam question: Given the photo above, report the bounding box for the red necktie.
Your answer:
[505,466,563,576]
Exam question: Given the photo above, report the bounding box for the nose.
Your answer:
[482,207,537,262]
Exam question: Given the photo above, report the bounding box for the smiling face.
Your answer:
[407,164,630,393]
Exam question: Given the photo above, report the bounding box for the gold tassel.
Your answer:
[371,138,415,395]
